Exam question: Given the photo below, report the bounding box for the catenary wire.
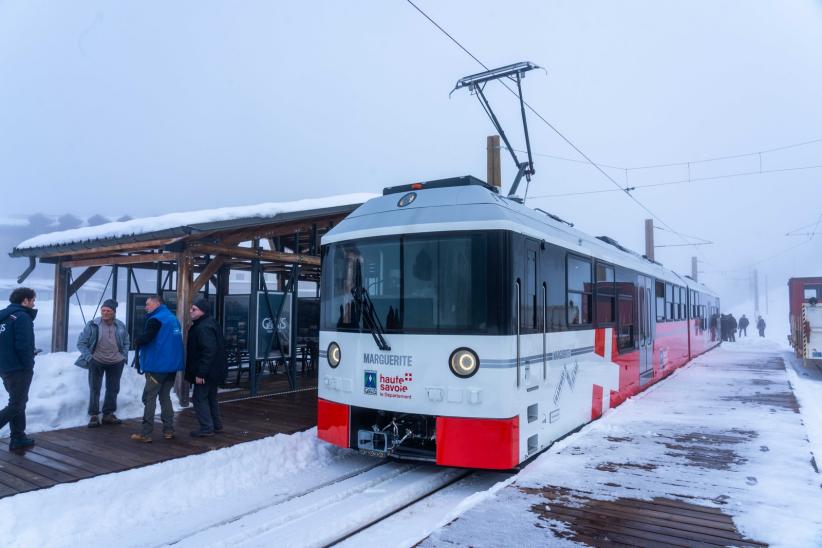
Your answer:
[403,0,706,255]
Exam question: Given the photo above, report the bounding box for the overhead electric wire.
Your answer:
[510,136,822,172]
[528,163,822,199]
[403,0,707,256]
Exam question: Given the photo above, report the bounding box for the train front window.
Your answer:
[323,232,500,334]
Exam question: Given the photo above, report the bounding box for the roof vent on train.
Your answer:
[596,235,663,266]
[596,235,631,253]
[382,175,500,196]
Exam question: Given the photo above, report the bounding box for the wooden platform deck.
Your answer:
[423,349,820,547]
[0,379,317,500]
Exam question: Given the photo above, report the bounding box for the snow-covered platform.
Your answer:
[0,381,317,500]
[424,343,822,547]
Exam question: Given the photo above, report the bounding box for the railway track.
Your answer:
[166,460,482,548]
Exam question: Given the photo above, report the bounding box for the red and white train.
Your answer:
[317,176,720,469]
[788,277,822,366]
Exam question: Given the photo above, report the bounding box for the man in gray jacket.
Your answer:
[76,299,130,427]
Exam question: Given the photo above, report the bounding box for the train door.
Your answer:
[638,275,654,384]
[522,239,540,390]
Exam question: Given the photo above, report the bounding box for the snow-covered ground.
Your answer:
[2,334,821,547]
[0,429,360,547]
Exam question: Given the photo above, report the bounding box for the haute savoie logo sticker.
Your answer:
[364,370,377,395]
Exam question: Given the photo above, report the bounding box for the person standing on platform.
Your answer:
[130,295,183,443]
[757,316,767,337]
[738,314,749,337]
[728,314,738,342]
[185,297,227,437]
[0,288,38,451]
[76,299,129,427]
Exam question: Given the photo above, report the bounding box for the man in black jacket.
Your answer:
[0,287,38,451]
[185,297,227,437]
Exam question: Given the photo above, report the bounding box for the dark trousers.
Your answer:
[192,381,222,433]
[88,359,125,416]
[0,369,34,439]
[141,372,176,436]
[758,328,765,337]
[739,327,747,337]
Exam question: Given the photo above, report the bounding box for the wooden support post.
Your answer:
[644,219,655,262]
[487,135,501,187]
[175,252,193,406]
[52,261,71,352]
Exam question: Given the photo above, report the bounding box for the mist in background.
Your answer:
[1,1,821,339]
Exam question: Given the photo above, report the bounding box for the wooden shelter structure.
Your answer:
[9,196,369,400]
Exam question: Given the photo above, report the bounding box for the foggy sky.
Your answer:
[1,0,821,310]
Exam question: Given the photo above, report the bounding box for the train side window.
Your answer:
[524,245,538,332]
[567,255,592,326]
[804,286,822,301]
[655,281,665,321]
[595,262,615,324]
[665,283,674,320]
[617,290,635,350]
[679,287,686,319]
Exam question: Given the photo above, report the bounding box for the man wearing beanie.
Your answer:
[76,298,130,427]
[185,297,227,436]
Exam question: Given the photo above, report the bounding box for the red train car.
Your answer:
[788,277,822,365]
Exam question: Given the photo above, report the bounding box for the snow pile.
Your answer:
[0,351,167,438]
[0,428,360,547]
[16,193,377,250]
[425,344,822,547]
[30,299,89,353]
[785,350,822,479]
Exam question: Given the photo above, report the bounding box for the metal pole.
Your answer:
[248,258,261,396]
[111,265,119,301]
[691,257,698,282]
[289,265,300,389]
[753,269,760,318]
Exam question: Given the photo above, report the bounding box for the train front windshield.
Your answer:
[321,232,505,335]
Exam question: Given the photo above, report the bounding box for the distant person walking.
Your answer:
[0,288,38,451]
[757,316,766,338]
[738,314,749,337]
[185,297,228,437]
[130,295,183,443]
[76,299,129,428]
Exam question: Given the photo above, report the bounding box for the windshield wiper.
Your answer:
[352,286,391,351]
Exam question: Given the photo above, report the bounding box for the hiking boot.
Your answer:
[88,415,101,428]
[130,433,152,443]
[190,429,215,438]
[9,436,35,451]
[102,414,122,425]
[163,431,175,440]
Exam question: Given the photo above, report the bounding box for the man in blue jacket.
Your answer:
[0,287,38,451]
[130,295,183,442]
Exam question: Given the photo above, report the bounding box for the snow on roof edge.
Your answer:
[15,193,377,251]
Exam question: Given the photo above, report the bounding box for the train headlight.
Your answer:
[327,342,341,368]
[449,348,479,378]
